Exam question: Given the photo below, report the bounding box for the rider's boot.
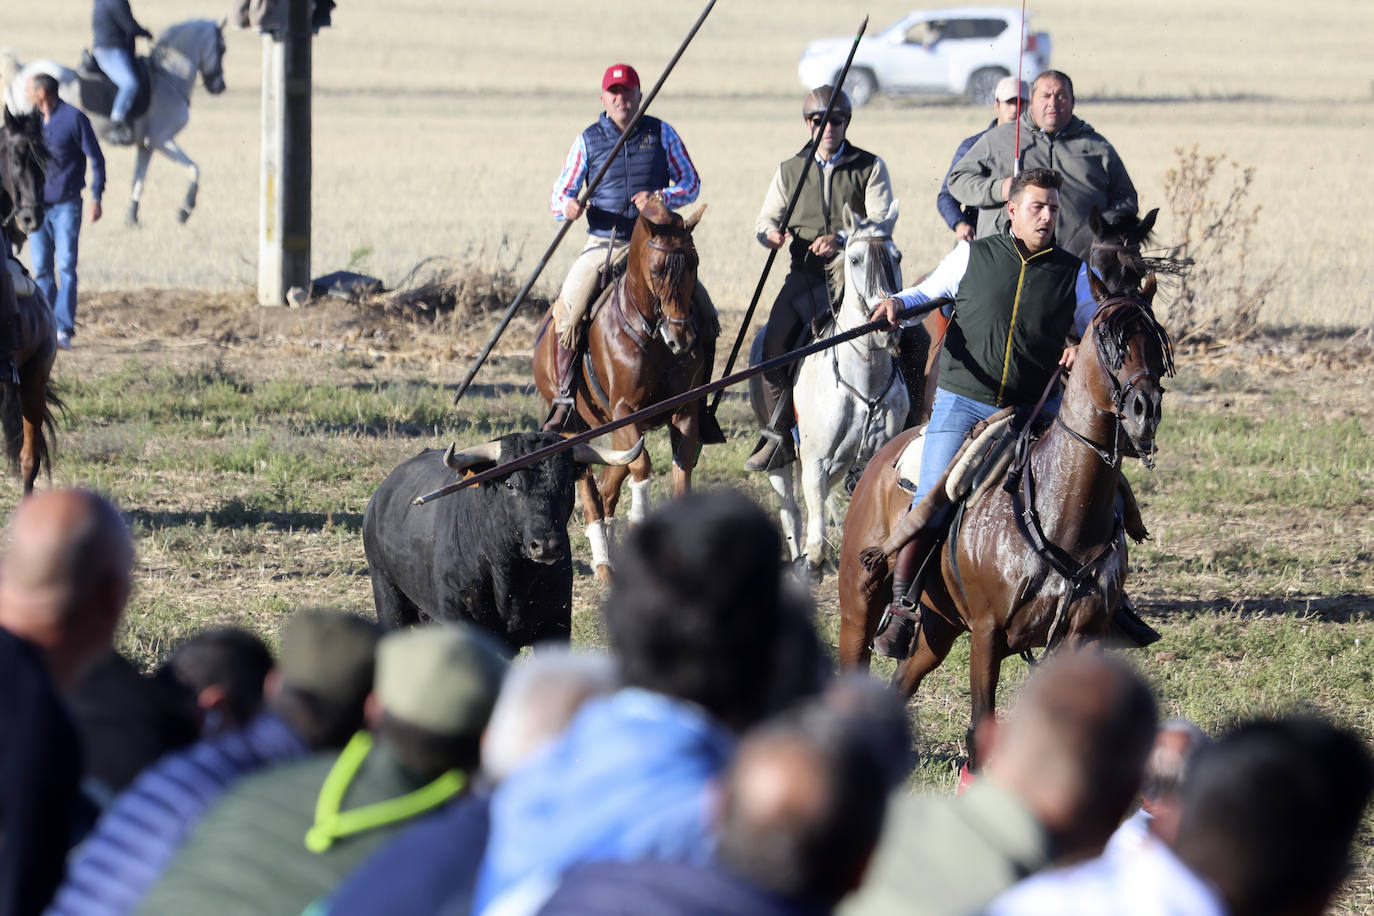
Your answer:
[872,537,925,659]
[542,334,580,432]
[744,376,795,472]
[108,120,135,146]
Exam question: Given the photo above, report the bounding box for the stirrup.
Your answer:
[872,601,918,659]
[542,397,575,432]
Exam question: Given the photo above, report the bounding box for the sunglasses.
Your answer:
[808,113,849,127]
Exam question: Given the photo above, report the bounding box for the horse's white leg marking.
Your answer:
[767,466,803,561]
[587,518,610,571]
[628,479,651,526]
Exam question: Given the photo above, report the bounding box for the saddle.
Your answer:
[76,50,153,122]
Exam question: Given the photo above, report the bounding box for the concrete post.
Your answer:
[258,0,312,306]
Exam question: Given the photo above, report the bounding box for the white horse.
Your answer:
[3,19,227,226]
[769,199,909,580]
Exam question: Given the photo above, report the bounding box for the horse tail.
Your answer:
[0,380,66,483]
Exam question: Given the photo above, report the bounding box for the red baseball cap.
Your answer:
[602,63,640,92]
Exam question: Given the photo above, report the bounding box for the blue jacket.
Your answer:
[937,122,994,231]
[320,791,491,916]
[46,711,310,916]
[582,114,670,238]
[538,860,831,916]
[92,0,151,55]
[473,689,735,914]
[40,101,105,206]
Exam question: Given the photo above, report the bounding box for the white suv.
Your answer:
[798,7,1051,106]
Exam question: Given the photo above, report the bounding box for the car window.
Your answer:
[902,21,935,46]
[941,18,1008,40]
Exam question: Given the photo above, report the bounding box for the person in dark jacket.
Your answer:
[0,489,134,916]
[542,62,703,431]
[91,0,153,144]
[24,72,104,351]
[47,609,380,916]
[937,76,1027,242]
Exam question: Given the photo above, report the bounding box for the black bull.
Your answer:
[362,431,640,652]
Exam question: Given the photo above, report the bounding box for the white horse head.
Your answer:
[841,199,902,334]
[151,19,227,98]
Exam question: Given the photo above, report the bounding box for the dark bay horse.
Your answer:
[533,199,714,582]
[0,108,46,248]
[836,273,1173,763]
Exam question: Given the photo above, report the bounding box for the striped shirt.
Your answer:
[551,121,699,218]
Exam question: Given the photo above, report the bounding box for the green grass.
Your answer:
[17,342,1374,909]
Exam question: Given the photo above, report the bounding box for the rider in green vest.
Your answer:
[745,86,894,472]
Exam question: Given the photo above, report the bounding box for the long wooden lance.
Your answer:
[414,300,943,506]
[708,14,869,416]
[450,0,719,407]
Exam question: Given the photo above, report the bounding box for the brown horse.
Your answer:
[836,274,1172,763]
[533,199,713,582]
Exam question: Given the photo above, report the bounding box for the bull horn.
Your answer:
[442,439,503,471]
[572,436,645,467]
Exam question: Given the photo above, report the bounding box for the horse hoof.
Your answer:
[177,208,192,224]
[594,563,614,587]
[125,204,140,226]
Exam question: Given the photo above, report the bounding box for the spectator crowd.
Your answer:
[1,487,1370,916]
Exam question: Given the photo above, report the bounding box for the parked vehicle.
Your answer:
[798,7,1051,106]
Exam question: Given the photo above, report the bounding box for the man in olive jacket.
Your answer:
[947,71,1136,262]
[746,85,894,472]
[139,623,507,916]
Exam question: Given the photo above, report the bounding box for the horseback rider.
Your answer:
[869,168,1095,658]
[745,86,894,472]
[92,0,153,145]
[543,63,711,432]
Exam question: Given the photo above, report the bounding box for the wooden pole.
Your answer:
[258,0,312,306]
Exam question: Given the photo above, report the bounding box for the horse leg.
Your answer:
[155,137,200,223]
[18,378,49,496]
[767,466,803,562]
[597,423,644,524]
[799,452,831,581]
[668,410,698,499]
[965,622,1008,771]
[127,141,154,225]
[578,469,614,586]
[891,608,960,698]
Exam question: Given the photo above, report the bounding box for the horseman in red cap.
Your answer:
[543,63,709,431]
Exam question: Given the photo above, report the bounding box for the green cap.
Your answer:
[375,623,508,737]
[277,609,381,707]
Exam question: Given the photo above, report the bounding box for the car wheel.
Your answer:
[966,67,1009,106]
[837,68,877,107]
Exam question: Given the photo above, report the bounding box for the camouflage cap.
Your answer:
[375,623,509,738]
[277,609,381,707]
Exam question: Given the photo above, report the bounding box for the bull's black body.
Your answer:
[362,432,577,652]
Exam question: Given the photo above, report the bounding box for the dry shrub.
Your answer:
[372,254,550,330]
[1158,145,1280,343]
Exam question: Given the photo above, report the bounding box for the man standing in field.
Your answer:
[543,63,704,432]
[745,85,894,472]
[947,70,1136,262]
[937,76,1027,243]
[25,72,105,352]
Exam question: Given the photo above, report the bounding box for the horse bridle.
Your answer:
[636,235,699,347]
[0,131,45,231]
[1053,295,1166,470]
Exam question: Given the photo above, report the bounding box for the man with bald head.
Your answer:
[842,649,1157,916]
[0,488,134,915]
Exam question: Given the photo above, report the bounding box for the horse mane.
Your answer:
[1093,297,1176,378]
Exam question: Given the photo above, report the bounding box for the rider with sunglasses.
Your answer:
[746,86,894,472]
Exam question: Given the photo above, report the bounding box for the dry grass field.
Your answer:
[5,0,1374,908]
[8,0,1374,325]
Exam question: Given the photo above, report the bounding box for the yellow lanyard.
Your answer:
[304,731,465,853]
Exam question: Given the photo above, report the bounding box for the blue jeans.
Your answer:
[93,46,138,122]
[911,388,1062,507]
[29,198,82,338]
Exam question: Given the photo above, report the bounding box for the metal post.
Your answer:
[258,0,312,306]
